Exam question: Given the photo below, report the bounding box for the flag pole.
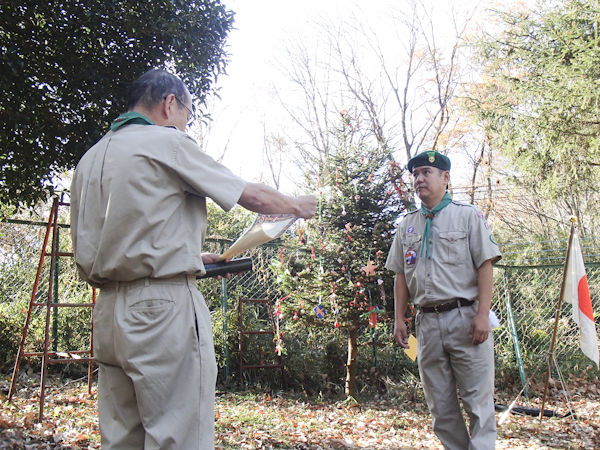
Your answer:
[539,216,577,421]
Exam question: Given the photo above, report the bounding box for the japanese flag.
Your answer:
[564,230,599,367]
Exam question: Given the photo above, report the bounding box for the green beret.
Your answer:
[407,151,451,173]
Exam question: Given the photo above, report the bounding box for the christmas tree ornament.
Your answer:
[368,305,379,328]
[361,260,379,277]
[329,285,340,316]
[293,311,299,320]
[274,313,284,355]
[314,304,326,319]
[377,278,387,305]
[314,295,326,318]
[301,299,305,314]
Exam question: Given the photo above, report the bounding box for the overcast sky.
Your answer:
[203,0,361,192]
[203,0,483,194]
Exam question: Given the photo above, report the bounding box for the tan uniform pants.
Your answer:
[416,303,496,450]
[93,275,217,450]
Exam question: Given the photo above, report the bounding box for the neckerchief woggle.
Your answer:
[110,112,154,131]
[420,192,452,258]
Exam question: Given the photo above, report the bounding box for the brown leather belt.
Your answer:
[420,299,474,314]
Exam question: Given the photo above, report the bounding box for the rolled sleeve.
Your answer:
[469,209,501,268]
[174,135,247,211]
[385,231,405,274]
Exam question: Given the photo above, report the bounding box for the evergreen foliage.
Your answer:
[270,123,409,395]
[468,0,600,207]
[0,0,234,207]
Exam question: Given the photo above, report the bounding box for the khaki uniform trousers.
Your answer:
[416,302,496,450]
[93,275,217,450]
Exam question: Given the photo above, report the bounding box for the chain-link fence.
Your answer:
[492,263,600,385]
[1,218,599,389]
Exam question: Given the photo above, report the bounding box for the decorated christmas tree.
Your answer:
[271,118,412,396]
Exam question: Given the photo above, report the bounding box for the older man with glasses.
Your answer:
[70,69,316,450]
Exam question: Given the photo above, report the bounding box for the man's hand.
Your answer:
[295,195,317,219]
[470,312,490,345]
[201,253,230,280]
[394,320,411,349]
[237,184,317,219]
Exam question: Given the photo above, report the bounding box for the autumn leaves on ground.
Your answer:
[1,374,599,449]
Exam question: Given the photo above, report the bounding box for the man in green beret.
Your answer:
[385,150,501,449]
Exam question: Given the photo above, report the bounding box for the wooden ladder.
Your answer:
[238,298,287,389]
[8,197,96,421]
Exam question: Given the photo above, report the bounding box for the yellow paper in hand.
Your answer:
[404,335,418,361]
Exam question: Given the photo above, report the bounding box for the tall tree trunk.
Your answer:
[345,325,358,396]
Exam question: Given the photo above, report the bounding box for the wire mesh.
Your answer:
[1,218,599,384]
[492,263,600,379]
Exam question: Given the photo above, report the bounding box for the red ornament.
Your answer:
[368,306,379,328]
[334,321,340,328]
[293,311,299,320]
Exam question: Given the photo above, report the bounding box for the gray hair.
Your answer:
[127,69,190,110]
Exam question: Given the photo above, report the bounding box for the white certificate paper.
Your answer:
[216,214,297,262]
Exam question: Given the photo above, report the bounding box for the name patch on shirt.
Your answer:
[407,226,414,233]
[405,249,417,265]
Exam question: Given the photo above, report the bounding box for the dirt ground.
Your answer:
[1,374,599,449]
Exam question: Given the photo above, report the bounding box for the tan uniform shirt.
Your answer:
[385,201,501,306]
[70,124,246,286]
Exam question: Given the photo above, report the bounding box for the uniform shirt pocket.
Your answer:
[438,231,468,264]
[403,234,422,251]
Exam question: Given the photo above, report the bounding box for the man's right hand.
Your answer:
[394,320,410,349]
[295,195,317,219]
[238,183,317,219]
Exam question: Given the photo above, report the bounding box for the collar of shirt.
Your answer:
[110,112,155,131]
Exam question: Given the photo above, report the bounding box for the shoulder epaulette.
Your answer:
[451,200,479,209]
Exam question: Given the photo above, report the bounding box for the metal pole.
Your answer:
[89,288,96,395]
[540,221,575,420]
[221,277,229,380]
[40,198,60,421]
[504,269,527,395]
[52,226,60,352]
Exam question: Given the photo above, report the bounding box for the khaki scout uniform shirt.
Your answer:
[70,124,246,286]
[385,201,501,306]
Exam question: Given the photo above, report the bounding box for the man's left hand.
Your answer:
[201,253,230,280]
[470,312,490,345]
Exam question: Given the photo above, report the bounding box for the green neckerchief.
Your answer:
[110,112,154,131]
[420,192,452,258]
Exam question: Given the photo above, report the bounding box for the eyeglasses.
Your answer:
[174,96,196,127]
